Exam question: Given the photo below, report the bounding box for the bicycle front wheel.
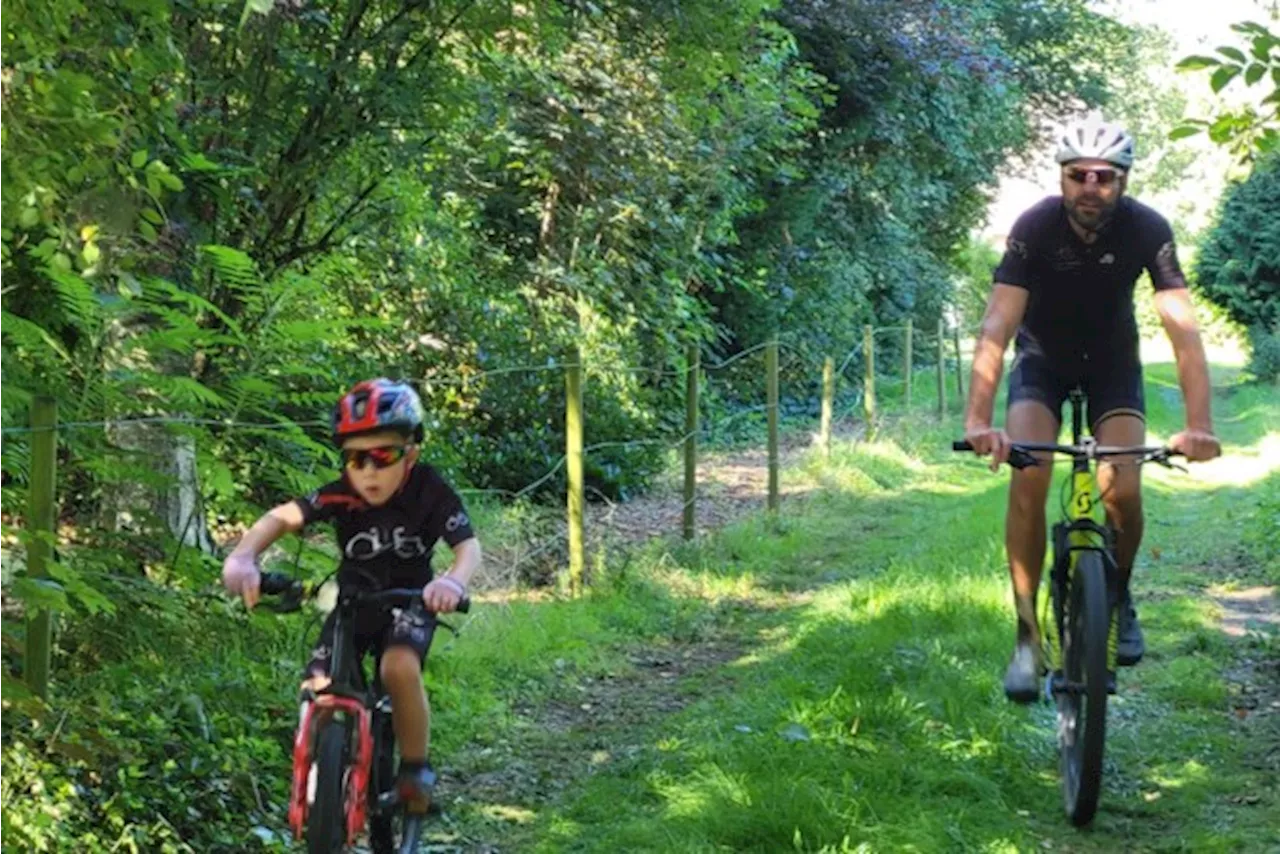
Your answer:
[308,720,350,853]
[1058,550,1110,826]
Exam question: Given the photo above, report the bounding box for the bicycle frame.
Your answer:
[1045,391,1119,676]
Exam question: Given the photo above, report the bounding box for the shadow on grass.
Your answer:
[534,582,1276,853]
[518,438,1279,852]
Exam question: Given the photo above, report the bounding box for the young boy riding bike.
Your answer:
[221,378,481,817]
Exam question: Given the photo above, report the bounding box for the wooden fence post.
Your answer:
[863,324,876,424]
[565,355,585,595]
[683,345,699,540]
[903,318,913,410]
[952,322,965,401]
[766,336,780,515]
[820,355,834,458]
[24,397,57,700]
[936,317,947,418]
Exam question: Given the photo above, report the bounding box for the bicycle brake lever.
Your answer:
[1008,448,1040,470]
[263,585,305,613]
[1148,449,1187,473]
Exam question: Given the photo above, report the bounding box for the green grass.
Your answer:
[430,360,1280,853]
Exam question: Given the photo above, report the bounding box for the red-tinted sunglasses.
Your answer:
[342,445,409,470]
[1065,167,1121,186]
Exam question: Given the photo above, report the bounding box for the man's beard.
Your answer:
[1065,195,1118,232]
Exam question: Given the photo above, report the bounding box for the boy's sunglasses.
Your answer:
[342,445,409,470]
[1064,167,1121,186]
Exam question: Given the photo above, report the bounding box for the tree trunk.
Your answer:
[106,421,215,555]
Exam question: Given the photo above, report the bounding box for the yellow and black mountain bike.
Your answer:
[955,388,1182,826]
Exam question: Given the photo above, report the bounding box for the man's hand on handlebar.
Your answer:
[963,423,1013,472]
[1168,428,1221,463]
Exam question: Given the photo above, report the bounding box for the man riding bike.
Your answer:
[962,113,1222,703]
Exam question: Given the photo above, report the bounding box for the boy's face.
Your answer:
[340,431,417,507]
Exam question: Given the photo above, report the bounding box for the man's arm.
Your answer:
[1154,288,1221,461]
[963,284,1029,467]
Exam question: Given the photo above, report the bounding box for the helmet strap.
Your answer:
[392,445,420,496]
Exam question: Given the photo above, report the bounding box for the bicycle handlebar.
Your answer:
[258,571,471,614]
[952,440,1177,458]
[952,439,1183,470]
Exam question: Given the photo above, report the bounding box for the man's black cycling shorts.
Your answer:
[1007,347,1145,429]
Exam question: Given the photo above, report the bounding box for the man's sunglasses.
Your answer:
[1064,167,1122,186]
[342,445,409,470]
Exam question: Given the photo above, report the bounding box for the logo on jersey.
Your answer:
[1006,236,1028,259]
[1051,246,1082,272]
[345,525,429,560]
[1098,253,1115,265]
[445,511,470,533]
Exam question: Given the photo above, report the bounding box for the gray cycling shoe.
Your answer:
[1116,595,1144,666]
[1004,642,1042,704]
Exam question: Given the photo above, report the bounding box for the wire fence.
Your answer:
[4,319,968,691]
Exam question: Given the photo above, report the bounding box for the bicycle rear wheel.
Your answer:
[307,720,350,853]
[1057,551,1110,826]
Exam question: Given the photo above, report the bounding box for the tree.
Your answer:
[1171,20,1280,160]
[1194,154,1280,381]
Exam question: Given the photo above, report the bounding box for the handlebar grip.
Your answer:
[455,596,471,615]
[952,440,974,452]
[260,571,298,596]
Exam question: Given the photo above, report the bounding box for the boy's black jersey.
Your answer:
[294,463,474,587]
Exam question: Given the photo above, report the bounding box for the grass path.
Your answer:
[426,363,1278,853]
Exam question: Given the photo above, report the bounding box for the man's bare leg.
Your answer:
[1003,400,1058,701]
[1095,412,1146,664]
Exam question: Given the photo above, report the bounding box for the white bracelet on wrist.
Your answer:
[438,576,467,597]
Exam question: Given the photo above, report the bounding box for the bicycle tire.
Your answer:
[307,720,350,853]
[369,713,397,854]
[1058,550,1109,826]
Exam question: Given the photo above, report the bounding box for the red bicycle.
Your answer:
[261,572,468,854]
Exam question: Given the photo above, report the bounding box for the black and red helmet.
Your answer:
[331,378,425,444]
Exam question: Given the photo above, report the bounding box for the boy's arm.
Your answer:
[424,537,481,612]
[223,501,306,609]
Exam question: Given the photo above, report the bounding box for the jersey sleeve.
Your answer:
[992,210,1037,289]
[293,480,360,526]
[1143,213,1187,291]
[422,469,475,547]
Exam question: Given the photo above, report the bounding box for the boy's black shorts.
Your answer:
[303,604,435,680]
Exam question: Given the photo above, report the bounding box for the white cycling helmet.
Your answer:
[1054,112,1135,169]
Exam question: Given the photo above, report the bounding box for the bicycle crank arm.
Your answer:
[375,788,442,811]
[398,815,424,854]
[1045,672,1117,700]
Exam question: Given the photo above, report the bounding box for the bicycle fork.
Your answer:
[288,694,375,844]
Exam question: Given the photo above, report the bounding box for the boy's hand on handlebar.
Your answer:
[423,576,465,613]
[222,552,262,610]
[964,424,1012,472]
[1169,429,1221,463]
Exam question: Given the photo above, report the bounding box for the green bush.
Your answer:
[1195,155,1280,381]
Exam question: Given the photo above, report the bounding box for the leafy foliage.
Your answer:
[1194,154,1280,380]
[0,0,1192,846]
[1172,20,1280,160]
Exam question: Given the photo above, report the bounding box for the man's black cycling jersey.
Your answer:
[293,463,474,588]
[993,195,1186,369]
